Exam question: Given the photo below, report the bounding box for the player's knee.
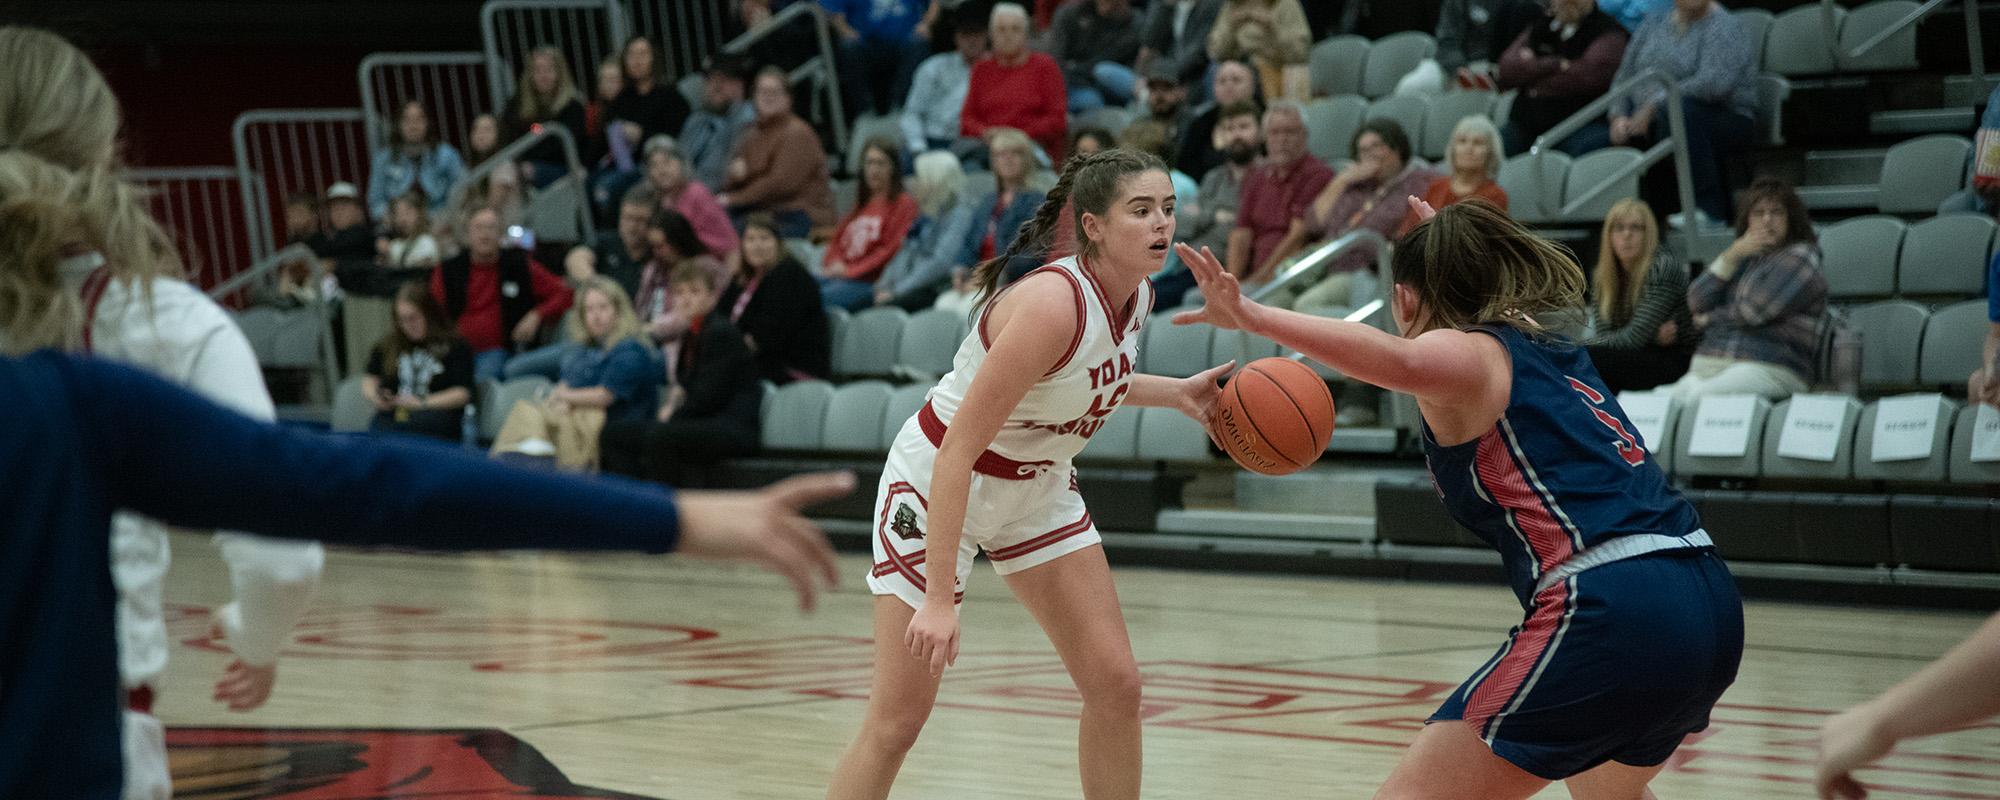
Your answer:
[1078,664,1143,716]
[862,707,932,754]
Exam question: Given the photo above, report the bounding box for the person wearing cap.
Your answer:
[1139,0,1223,100]
[1050,0,1145,113]
[1140,61,1195,147]
[900,4,987,157]
[680,53,756,191]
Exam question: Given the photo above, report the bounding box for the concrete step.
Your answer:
[1155,509,1376,542]
[1803,148,1888,186]
[1872,107,1977,136]
[1797,184,1882,211]
[1235,469,1387,515]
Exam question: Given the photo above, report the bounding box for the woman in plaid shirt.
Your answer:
[1666,179,1827,401]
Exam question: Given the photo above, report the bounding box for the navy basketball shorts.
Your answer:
[1430,549,1744,780]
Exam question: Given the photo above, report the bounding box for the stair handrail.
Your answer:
[1822,0,1982,80]
[1249,228,1394,330]
[719,1,849,154]
[1527,69,1698,229]
[445,122,591,242]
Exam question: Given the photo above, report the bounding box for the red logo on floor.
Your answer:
[165,727,661,799]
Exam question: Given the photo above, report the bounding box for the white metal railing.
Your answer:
[624,0,732,80]
[230,109,373,263]
[445,123,592,243]
[481,0,630,107]
[358,52,494,152]
[126,167,256,303]
[719,0,849,154]
[1528,69,1698,229]
[1821,0,1982,79]
[1250,228,1393,326]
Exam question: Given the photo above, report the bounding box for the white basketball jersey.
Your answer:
[923,256,1151,466]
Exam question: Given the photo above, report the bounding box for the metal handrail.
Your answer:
[1821,0,1982,80]
[445,122,592,241]
[357,51,489,150]
[1250,228,1394,330]
[230,108,371,262]
[720,0,849,154]
[208,243,342,394]
[1528,69,1698,228]
[480,0,630,105]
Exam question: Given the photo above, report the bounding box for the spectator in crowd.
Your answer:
[368,99,466,221]
[363,282,475,441]
[1288,119,1435,307]
[1070,126,1118,160]
[430,206,574,383]
[503,45,587,188]
[902,4,988,157]
[973,128,1052,281]
[451,161,529,237]
[465,112,504,168]
[1399,115,1507,236]
[1176,59,1259,178]
[1576,0,1756,229]
[720,67,837,238]
[819,136,921,310]
[719,212,832,384]
[583,56,623,168]
[824,0,933,120]
[1434,0,1544,89]
[961,2,1069,162]
[1970,248,2000,404]
[1050,0,1145,112]
[1139,0,1224,99]
[1495,0,1629,155]
[1225,102,1332,284]
[309,182,376,269]
[874,150,976,311]
[1586,198,1696,391]
[680,53,756,191]
[636,208,730,359]
[1942,82,2000,217]
[1170,100,1260,307]
[565,183,656,299]
[600,263,763,486]
[643,136,739,258]
[1139,61,1195,144]
[1208,0,1311,102]
[272,192,324,308]
[1666,179,1826,401]
[738,0,821,75]
[610,36,693,151]
[489,277,661,469]
[378,191,441,272]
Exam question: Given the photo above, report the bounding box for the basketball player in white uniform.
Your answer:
[825,148,1231,800]
[0,28,325,800]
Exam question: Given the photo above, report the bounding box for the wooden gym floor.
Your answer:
[152,532,1998,799]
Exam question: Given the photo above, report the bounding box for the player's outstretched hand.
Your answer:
[1182,361,1234,447]
[1172,242,1259,332]
[1408,195,1439,222]
[212,658,277,711]
[1815,704,1891,799]
[906,600,960,676]
[676,471,853,612]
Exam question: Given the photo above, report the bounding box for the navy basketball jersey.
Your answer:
[1422,325,1702,607]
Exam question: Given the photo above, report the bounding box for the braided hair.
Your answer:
[969,147,1167,305]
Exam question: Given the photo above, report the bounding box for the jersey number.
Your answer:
[1567,377,1646,467]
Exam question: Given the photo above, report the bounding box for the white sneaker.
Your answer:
[511,438,556,457]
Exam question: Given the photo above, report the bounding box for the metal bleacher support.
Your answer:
[357,52,494,152]
[480,0,630,112]
[126,167,257,305]
[231,108,373,263]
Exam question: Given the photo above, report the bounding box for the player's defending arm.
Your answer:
[1816,609,2000,799]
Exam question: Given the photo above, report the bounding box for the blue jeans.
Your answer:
[503,342,574,381]
[473,348,511,385]
[735,207,815,239]
[1068,62,1140,112]
[838,35,930,118]
[819,276,876,311]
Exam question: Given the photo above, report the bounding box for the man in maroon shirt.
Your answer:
[1225,102,1333,284]
[429,207,574,383]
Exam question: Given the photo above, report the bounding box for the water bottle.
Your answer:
[1830,325,1861,396]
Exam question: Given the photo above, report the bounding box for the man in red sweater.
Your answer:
[429,207,574,383]
[960,2,1068,163]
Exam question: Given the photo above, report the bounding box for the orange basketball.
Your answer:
[1212,357,1335,475]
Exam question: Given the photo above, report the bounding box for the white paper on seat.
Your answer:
[1616,392,1672,454]
[1688,395,1757,458]
[1775,394,1848,462]
[1870,394,1942,462]
[1971,404,2000,463]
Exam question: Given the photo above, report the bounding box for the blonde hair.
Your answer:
[514,46,582,123]
[567,277,646,350]
[985,127,1036,189]
[1592,198,1659,327]
[1394,200,1585,335]
[0,27,121,170]
[912,150,965,216]
[1446,114,1504,180]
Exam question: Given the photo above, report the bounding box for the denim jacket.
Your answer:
[368,143,467,220]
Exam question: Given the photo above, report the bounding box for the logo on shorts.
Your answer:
[891,504,924,541]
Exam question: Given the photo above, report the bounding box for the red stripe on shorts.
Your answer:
[1463,580,1574,739]
[986,512,1094,562]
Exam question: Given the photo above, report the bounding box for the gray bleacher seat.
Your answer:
[231,308,281,364]
[760,380,777,421]
[678,73,703,109]
[1897,213,1997,297]
[826,306,853,375]
[837,306,906,379]
[1755,74,1790,147]
[1498,152,1571,224]
[1672,394,1772,478]
[1736,8,1776,68]
[1620,392,1682,477]
[330,376,374,433]
[1075,106,1134,137]
[1758,395,1862,479]
[1419,91,1496,162]
[821,380,893,454]
[761,379,834,451]
[897,307,966,380]
[847,114,902,174]
[1854,395,1959,481]
[478,376,551,442]
[880,383,929,447]
[1135,406,1212,463]
[1079,405,1141,462]
[1310,35,1370,97]
[1949,403,2000,483]
[1139,320,1214,378]
[1837,0,1921,72]
[1765,4,1842,76]
[961,170,997,203]
[1364,95,1427,153]
[1360,31,1437,99]
[1560,147,1642,222]
[1818,215,1905,299]
[1878,135,1974,215]
[832,178,859,218]
[1919,300,1989,386]
[523,173,587,243]
[1208,329,1283,370]
[1493,91,1515,128]
[1848,300,1928,388]
[1305,95,1368,163]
